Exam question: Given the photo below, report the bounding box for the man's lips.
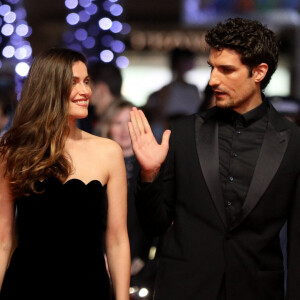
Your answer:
[213,90,226,97]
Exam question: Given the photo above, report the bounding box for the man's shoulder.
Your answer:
[268,103,300,131]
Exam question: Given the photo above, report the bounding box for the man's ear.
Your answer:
[252,63,268,83]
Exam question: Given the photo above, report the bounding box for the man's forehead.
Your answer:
[208,48,242,64]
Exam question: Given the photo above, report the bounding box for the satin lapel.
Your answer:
[230,121,290,230]
[195,116,227,228]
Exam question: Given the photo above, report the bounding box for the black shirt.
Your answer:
[218,101,268,225]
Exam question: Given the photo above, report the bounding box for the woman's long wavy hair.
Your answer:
[0,48,87,198]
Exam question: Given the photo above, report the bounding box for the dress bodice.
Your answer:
[1,177,111,299]
[16,177,107,250]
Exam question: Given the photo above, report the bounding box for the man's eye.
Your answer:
[223,68,233,73]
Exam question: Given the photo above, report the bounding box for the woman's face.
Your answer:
[68,61,92,120]
[109,107,132,152]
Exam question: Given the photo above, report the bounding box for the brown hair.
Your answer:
[0,48,86,198]
[99,99,133,138]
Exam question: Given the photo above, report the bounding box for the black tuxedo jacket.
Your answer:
[136,103,300,300]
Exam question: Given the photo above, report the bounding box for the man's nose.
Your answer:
[209,69,220,87]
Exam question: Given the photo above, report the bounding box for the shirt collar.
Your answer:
[217,99,268,127]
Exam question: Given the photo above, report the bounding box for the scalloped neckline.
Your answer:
[41,177,105,188]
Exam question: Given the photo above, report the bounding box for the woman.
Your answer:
[100,100,157,298]
[0,48,130,299]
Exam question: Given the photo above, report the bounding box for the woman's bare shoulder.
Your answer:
[81,131,122,157]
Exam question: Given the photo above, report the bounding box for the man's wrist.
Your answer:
[140,168,160,183]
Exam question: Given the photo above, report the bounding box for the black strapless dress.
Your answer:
[1,177,111,299]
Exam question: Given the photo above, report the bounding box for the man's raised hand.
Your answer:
[128,107,171,182]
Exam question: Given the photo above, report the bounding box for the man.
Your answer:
[145,48,201,142]
[128,18,300,300]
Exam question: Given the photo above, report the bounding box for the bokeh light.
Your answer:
[99,17,112,30]
[64,0,129,67]
[0,0,33,98]
[15,61,30,76]
[100,49,114,62]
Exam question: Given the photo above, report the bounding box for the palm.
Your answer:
[128,108,171,176]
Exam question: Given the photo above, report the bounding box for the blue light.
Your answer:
[75,28,88,41]
[108,0,118,2]
[110,4,123,16]
[100,50,113,62]
[86,3,97,15]
[10,33,22,45]
[82,36,95,49]
[103,1,112,11]
[66,12,80,25]
[15,46,27,59]
[15,8,26,19]
[15,62,30,77]
[65,0,78,9]
[16,24,28,36]
[0,4,11,16]
[22,45,32,59]
[85,3,96,15]
[111,40,125,53]
[6,0,20,4]
[79,0,91,8]
[69,43,82,52]
[24,26,32,37]
[1,24,14,36]
[4,11,16,23]
[121,23,131,35]
[99,17,112,30]
[3,45,15,58]
[116,56,129,69]
[110,21,122,33]
[101,35,113,47]
[79,10,90,22]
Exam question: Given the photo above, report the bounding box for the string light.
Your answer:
[64,0,130,68]
[0,0,32,98]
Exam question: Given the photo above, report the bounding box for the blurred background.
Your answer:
[0,0,300,108]
[0,1,299,298]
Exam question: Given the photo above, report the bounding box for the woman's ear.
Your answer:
[252,63,268,83]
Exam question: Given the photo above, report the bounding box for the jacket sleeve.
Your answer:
[286,173,300,299]
[135,125,176,237]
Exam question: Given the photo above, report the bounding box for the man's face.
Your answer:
[208,48,262,114]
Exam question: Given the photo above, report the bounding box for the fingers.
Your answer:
[138,109,152,133]
[130,107,144,136]
[130,107,153,135]
[128,121,136,143]
[161,129,171,150]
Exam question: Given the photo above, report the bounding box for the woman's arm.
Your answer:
[105,142,130,300]
[0,161,15,290]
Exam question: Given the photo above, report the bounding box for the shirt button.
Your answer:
[226,201,232,206]
[229,176,234,182]
[231,151,238,157]
[236,130,241,134]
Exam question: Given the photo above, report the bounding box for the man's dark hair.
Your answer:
[88,61,123,97]
[205,17,279,90]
